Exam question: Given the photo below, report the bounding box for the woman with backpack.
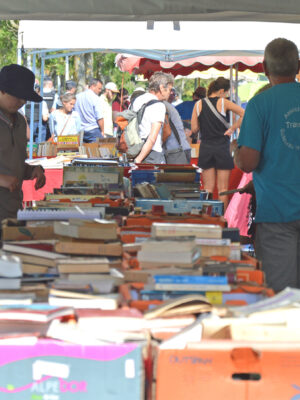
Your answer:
[191,77,244,210]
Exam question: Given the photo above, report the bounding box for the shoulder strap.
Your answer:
[137,99,162,124]
[59,113,72,136]
[168,116,182,146]
[203,98,230,129]
[196,100,201,117]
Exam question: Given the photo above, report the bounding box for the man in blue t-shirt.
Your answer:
[233,38,300,293]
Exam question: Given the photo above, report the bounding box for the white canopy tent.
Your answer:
[18,20,300,156]
[3,0,300,22]
[19,20,300,60]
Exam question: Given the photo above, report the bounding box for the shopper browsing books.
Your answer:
[49,92,82,142]
[132,72,174,164]
[0,64,46,223]
[191,77,244,211]
[234,38,300,292]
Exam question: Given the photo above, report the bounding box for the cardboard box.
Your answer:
[156,340,300,399]
[0,339,144,399]
[2,220,54,241]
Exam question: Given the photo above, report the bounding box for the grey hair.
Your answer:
[88,78,103,88]
[264,38,299,77]
[60,92,76,103]
[148,71,174,92]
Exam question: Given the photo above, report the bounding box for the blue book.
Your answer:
[153,274,228,285]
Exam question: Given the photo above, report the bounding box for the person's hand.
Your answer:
[0,175,19,192]
[239,180,255,195]
[230,139,238,154]
[224,128,234,136]
[134,156,142,164]
[31,166,46,190]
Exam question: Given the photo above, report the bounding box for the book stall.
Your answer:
[0,156,298,400]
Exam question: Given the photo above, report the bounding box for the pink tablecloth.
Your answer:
[22,169,63,202]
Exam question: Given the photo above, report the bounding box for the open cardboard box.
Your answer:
[156,339,300,399]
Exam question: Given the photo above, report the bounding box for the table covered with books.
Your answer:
[1,160,298,400]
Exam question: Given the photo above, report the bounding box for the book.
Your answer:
[22,263,49,274]
[2,243,67,260]
[151,223,222,239]
[145,283,231,292]
[54,241,123,256]
[0,304,74,322]
[0,278,21,290]
[17,208,105,221]
[152,275,228,285]
[138,249,200,266]
[55,257,118,274]
[0,254,22,277]
[156,172,196,183]
[143,294,211,319]
[53,219,118,240]
[48,289,120,310]
[1,219,55,241]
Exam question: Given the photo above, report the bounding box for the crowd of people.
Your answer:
[0,37,299,295]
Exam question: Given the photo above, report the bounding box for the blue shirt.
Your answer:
[238,82,300,223]
[74,89,103,132]
[49,110,82,139]
[176,100,197,121]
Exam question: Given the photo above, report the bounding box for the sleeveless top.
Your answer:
[197,97,230,145]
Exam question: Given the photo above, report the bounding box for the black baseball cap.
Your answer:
[0,64,42,102]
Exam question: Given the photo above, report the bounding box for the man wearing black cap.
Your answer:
[0,64,46,223]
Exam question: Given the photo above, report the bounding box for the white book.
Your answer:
[2,243,67,260]
[138,249,201,264]
[151,223,222,239]
[48,294,119,310]
[145,283,231,292]
[0,254,22,278]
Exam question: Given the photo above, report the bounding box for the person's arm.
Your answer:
[24,164,46,190]
[191,100,201,134]
[223,99,245,136]
[49,112,55,136]
[134,122,162,163]
[42,101,49,122]
[74,113,82,134]
[233,142,261,173]
[97,118,105,137]
[0,174,19,192]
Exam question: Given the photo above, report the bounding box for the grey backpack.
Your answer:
[116,99,160,159]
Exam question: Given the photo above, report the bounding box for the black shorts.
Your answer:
[198,141,234,170]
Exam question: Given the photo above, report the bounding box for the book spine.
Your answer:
[153,275,228,285]
[150,283,231,292]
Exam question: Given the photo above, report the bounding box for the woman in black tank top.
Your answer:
[191,77,244,210]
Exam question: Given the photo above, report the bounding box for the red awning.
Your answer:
[116,54,264,78]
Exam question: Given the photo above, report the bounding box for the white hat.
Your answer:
[105,82,119,93]
[133,86,146,93]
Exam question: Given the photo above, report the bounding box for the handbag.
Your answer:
[163,117,188,164]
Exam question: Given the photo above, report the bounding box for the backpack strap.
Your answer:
[137,99,162,125]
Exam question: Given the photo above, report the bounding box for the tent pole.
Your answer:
[29,54,36,159]
[38,54,45,144]
[65,56,69,80]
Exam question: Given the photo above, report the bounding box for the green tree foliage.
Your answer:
[0,21,19,66]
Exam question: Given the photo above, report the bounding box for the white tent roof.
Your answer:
[4,0,300,22]
[19,21,300,60]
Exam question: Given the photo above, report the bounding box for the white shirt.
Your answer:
[99,94,113,136]
[132,92,166,153]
